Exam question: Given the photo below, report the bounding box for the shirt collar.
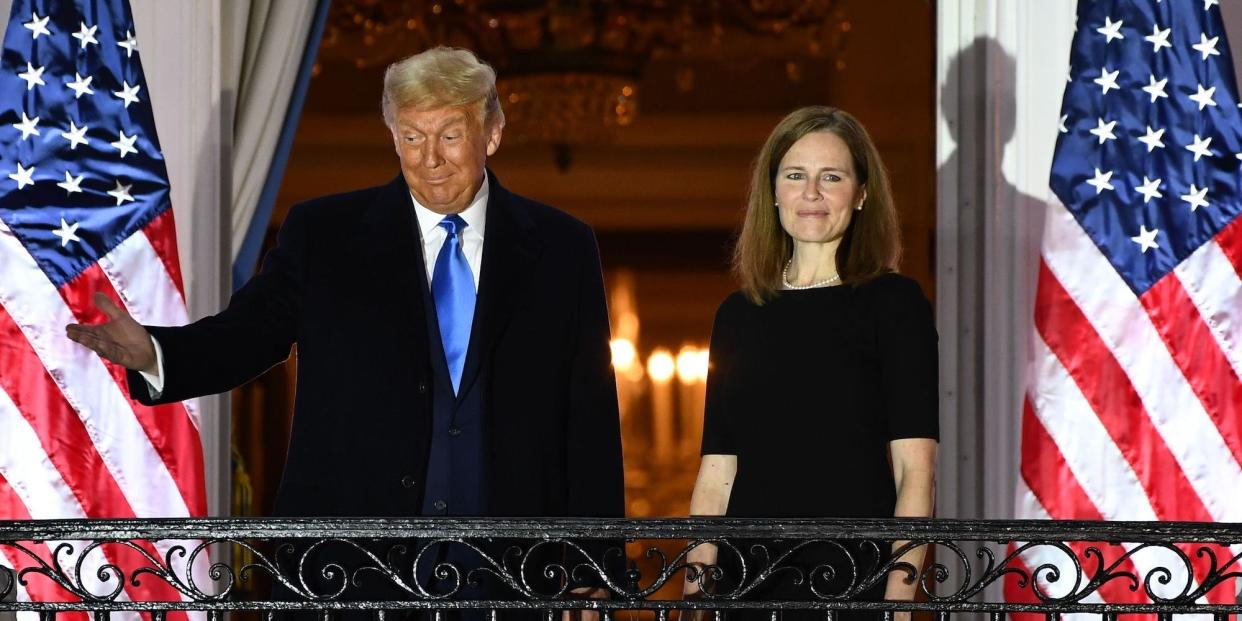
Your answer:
[410,171,489,239]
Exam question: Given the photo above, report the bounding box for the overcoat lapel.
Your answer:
[360,175,434,383]
[455,172,541,400]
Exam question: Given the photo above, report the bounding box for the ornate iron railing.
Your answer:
[1,518,1241,618]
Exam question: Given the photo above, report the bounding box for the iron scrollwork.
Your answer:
[1,518,1242,614]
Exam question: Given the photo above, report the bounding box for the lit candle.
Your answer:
[647,349,676,463]
[676,346,709,455]
[610,338,642,425]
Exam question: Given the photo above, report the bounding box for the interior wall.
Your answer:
[936,0,1076,525]
[130,0,231,519]
[936,0,1242,532]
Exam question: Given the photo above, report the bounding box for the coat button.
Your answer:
[433,499,447,511]
[448,427,462,437]
[400,475,417,489]
[417,381,428,394]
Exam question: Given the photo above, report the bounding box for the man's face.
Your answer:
[391,105,502,214]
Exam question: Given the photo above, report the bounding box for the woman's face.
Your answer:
[774,131,866,246]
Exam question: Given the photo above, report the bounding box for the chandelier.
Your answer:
[319,1,846,147]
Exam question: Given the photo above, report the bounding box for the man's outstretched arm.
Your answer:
[66,203,308,404]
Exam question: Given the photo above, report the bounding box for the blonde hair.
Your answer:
[733,106,900,304]
[381,46,504,128]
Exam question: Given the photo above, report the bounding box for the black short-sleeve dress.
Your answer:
[700,272,939,615]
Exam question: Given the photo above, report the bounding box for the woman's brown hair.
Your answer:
[733,106,900,304]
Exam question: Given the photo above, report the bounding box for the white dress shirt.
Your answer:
[411,174,488,290]
[139,336,166,394]
[141,175,491,397]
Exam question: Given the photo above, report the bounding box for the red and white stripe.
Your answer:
[1012,199,1242,614]
[0,211,208,615]
[1,394,122,621]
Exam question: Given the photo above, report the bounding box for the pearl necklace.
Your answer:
[782,261,841,289]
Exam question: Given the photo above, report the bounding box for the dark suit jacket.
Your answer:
[129,172,625,520]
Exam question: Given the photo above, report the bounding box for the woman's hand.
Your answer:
[682,557,714,599]
[884,438,938,621]
[682,563,713,621]
[561,586,608,621]
[685,456,734,621]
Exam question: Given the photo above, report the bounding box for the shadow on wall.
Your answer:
[940,35,1047,277]
[937,36,1049,523]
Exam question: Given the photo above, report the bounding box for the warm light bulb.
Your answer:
[676,346,700,385]
[647,349,675,384]
[610,338,637,372]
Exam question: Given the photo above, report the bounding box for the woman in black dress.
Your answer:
[683,107,939,621]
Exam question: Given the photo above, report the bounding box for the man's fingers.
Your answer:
[65,325,123,364]
[66,323,101,347]
[67,325,109,352]
[93,292,128,322]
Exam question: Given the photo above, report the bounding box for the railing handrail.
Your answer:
[0,517,1239,542]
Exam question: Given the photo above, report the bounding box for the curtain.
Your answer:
[225,0,329,287]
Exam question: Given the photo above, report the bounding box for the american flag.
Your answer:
[0,0,206,617]
[1008,0,1242,615]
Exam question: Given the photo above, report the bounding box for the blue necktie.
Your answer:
[432,215,476,394]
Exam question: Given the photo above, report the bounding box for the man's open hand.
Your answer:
[65,292,156,374]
